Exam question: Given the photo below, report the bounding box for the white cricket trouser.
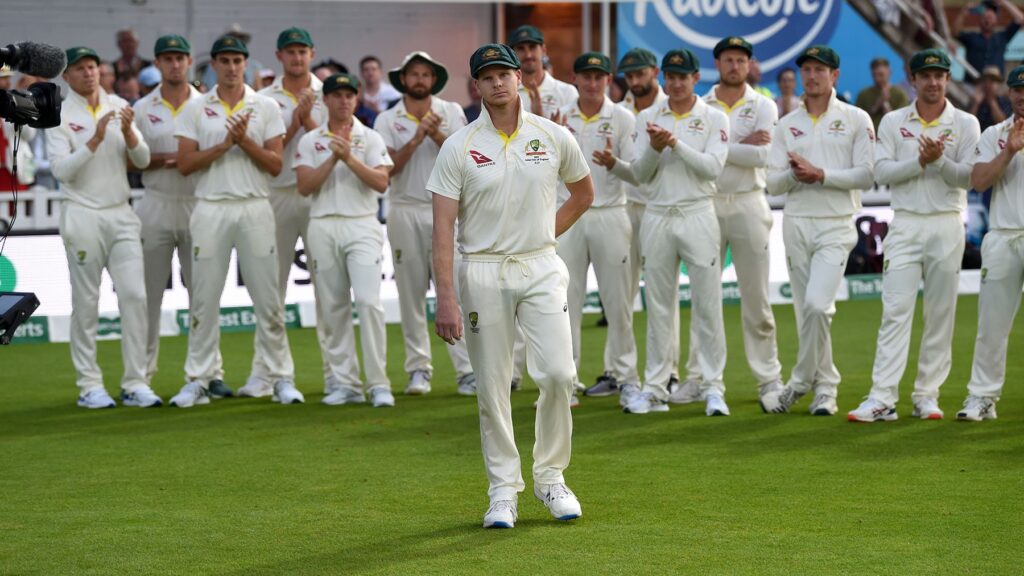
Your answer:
[459,248,575,500]
[869,213,964,406]
[783,215,857,396]
[60,202,148,393]
[251,186,330,385]
[268,186,312,292]
[629,200,678,377]
[136,191,224,382]
[185,199,294,384]
[641,204,727,399]
[556,205,639,384]
[388,203,472,378]
[308,215,390,391]
[685,192,782,385]
[966,229,1024,399]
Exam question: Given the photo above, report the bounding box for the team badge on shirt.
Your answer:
[469,311,480,333]
[524,139,549,164]
[938,129,954,143]
[204,107,219,118]
[828,120,846,135]
[597,122,614,137]
[686,118,705,134]
[148,114,163,125]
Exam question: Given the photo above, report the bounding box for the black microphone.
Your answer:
[0,42,68,79]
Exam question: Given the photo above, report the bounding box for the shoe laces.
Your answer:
[963,396,992,411]
[544,483,575,503]
[488,499,516,515]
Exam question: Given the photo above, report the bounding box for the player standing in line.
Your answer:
[429,44,593,529]
[508,25,579,390]
[48,47,156,408]
[955,66,1024,422]
[585,48,674,398]
[373,51,477,396]
[555,51,641,406]
[133,35,230,398]
[673,37,784,405]
[622,49,731,416]
[244,27,329,398]
[295,73,395,407]
[168,36,303,408]
[761,46,875,415]
[848,49,980,422]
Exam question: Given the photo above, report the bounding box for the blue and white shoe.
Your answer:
[370,386,396,408]
[322,386,365,406]
[483,498,517,529]
[121,385,163,408]
[456,373,477,396]
[623,391,669,414]
[77,388,116,409]
[405,370,431,395]
[535,483,582,521]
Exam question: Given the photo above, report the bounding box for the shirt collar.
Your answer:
[799,88,839,118]
[270,73,323,95]
[206,83,256,104]
[318,117,366,137]
[570,96,615,120]
[703,83,758,106]
[478,99,525,138]
[659,95,707,117]
[624,84,665,112]
[906,98,955,126]
[393,96,444,118]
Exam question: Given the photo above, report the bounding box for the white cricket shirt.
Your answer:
[557,96,637,207]
[259,74,326,189]
[703,83,779,195]
[619,84,669,205]
[133,84,202,197]
[977,115,1024,230]
[518,72,578,119]
[294,120,393,219]
[427,104,591,256]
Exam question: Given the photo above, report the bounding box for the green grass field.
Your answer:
[2,296,1022,575]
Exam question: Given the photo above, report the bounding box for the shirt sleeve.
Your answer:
[426,137,464,200]
[631,111,660,183]
[174,101,199,142]
[46,120,93,184]
[975,125,999,164]
[670,111,729,181]
[448,102,468,133]
[822,109,876,191]
[873,112,923,186]
[727,97,778,169]
[766,120,799,196]
[262,99,286,142]
[367,131,394,168]
[936,113,981,189]
[558,124,591,184]
[372,112,397,149]
[293,133,316,169]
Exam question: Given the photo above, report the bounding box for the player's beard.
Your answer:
[406,84,431,100]
[629,83,653,98]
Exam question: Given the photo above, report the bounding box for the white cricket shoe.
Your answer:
[121,385,163,408]
[483,498,517,529]
[77,388,116,409]
[323,375,342,396]
[758,379,784,400]
[322,386,366,406]
[956,395,997,421]
[619,383,641,408]
[535,483,582,521]
[705,393,730,416]
[369,386,395,408]
[272,380,304,404]
[456,373,477,396]
[847,398,897,422]
[169,381,210,408]
[623,391,669,414]
[911,398,944,420]
[237,376,273,398]
[668,378,703,404]
[809,394,838,416]
[405,370,431,395]
[760,384,805,413]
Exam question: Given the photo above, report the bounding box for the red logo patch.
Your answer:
[998,139,1007,150]
[203,107,219,118]
[469,150,493,165]
[148,114,163,125]
[900,127,915,139]
[314,142,328,152]
[720,129,728,142]
[789,127,805,138]
[69,123,86,133]
[394,123,408,133]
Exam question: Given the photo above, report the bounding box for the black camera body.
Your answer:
[0,82,61,128]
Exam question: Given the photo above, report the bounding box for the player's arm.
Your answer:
[46,122,93,183]
[936,114,981,189]
[557,175,594,237]
[238,133,283,177]
[295,159,335,197]
[631,116,661,183]
[727,99,777,168]
[120,107,150,171]
[874,113,923,186]
[972,121,1023,190]
[347,156,391,193]
[766,122,799,195]
[605,113,639,186]
[432,194,462,345]
[821,112,875,190]
[670,113,729,180]
[177,136,231,176]
[133,101,173,170]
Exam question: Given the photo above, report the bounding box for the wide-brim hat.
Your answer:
[389,51,449,95]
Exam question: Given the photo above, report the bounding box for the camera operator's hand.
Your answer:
[119,107,139,149]
[87,112,116,152]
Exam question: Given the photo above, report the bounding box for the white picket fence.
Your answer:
[0,188,146,232]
